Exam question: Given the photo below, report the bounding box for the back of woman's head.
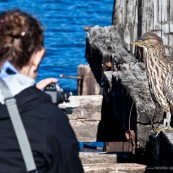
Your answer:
[0,9,44,69]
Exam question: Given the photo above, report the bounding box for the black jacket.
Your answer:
[0,86,84,173]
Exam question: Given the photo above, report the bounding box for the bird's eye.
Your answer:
[145,38,151,42]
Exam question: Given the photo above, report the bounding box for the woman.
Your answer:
[0,9,83,173]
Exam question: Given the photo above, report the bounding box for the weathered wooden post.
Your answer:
[113,0,173,55]
[77,64,102,95]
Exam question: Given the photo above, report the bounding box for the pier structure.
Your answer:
[59,0,173,172]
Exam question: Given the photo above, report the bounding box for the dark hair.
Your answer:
[0,9,44,69]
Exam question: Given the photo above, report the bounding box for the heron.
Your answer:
[132,32,173,133]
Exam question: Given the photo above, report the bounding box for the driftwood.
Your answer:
[86,25,164,150]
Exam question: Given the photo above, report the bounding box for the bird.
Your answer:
[132,32,173,132]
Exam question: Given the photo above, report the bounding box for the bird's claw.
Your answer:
[155,126,167,137]
[154,124,173,137]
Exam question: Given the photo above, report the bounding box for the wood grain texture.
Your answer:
[113,0,173,56]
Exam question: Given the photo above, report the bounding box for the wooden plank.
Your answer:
[105,142,133,152]
[124,0,138,53]
[153,0,161,36]
[161,0,169,23]
[170,0,173,21]
[142,0,154,34]
[158,0,162,29]
[114,0,138,53]
[169,0,173,55]
[152,0,163,38]
[167,0,173,55]
[115,0,126,41]
[161,0,169,46]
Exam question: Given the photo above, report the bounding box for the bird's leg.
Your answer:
[155,112,173,136]
[163,112,171,128]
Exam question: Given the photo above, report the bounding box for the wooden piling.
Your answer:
[77,64,102,95]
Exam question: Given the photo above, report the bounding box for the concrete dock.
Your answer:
[59,95,146,172]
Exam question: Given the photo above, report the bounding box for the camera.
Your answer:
[44,83,72,104]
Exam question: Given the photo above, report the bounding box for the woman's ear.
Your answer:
[28,48,45,79]
[32,48,45,67]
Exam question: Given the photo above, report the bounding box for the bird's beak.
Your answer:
[131,40,144,46]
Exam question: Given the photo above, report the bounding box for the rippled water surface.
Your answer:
[0,0,113,94]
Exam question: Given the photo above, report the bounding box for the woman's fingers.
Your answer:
[36,78,58,90]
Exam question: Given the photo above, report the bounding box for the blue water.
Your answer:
[0,0,113,94]
[0,1,113,148]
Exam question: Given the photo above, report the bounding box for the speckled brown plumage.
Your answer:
[133,32,173,129]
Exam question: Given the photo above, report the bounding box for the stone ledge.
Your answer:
[70,120,100,141]
[59,95,103,141]
[83,163,146,173]
[80,152,146,173]
[80,152,117,164]
[59,95,102,121]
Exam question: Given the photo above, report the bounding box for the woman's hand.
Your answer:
[36,78,58,90]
